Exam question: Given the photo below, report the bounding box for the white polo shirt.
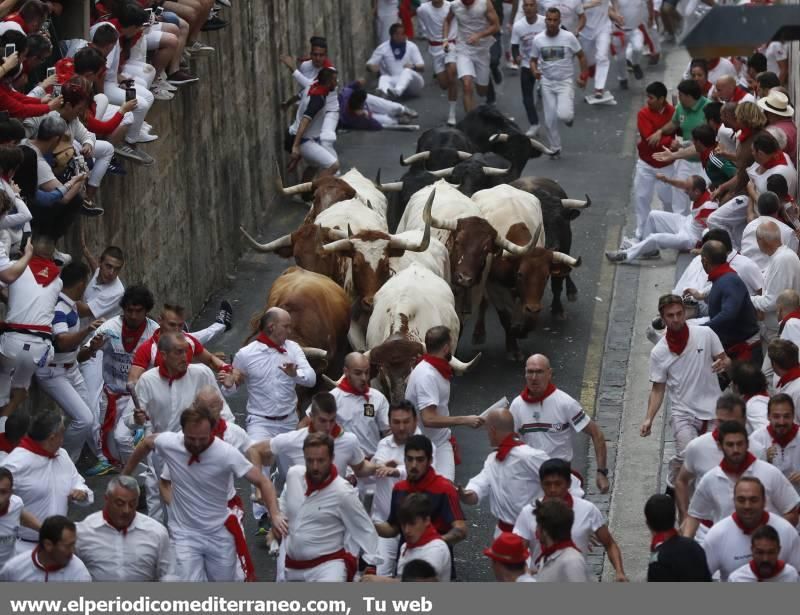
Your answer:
[270,426,364,476]
[649,325,724,420]
[4,261,62,329]
[0,494,23,562]
[513,496,605,566]
[228,339,315,420]
[510,17,546,64]
[745,395,769,435]
[0,549,91,582]
[367,40,425,77]
[777,376,800,423]
[702,512,800,581]
[329,386,390,457]
[86,316,159,394]
[683,432,722,479]
[509,388,590,463]
[405,360,452,448]
[689,458,800,524]
[153,432,252,534]
[729,561,799,582]
[0,447,93,542]
[750,426,800,484]
[397,534,452,582]
[82,268,124,324]
[75,510,172,581]
[781,318,800,349]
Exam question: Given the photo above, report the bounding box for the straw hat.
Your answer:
[757,90,794,117]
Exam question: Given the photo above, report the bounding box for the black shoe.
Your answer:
[651,316,665,330]
[81,201,105,217]
[216,299,233,331]
[619,79,628,90]
[632,64,644,80]
[491,64,503,84]
[254,513,270,536]
[107,155,126,175]
[665,486,676,500]
[201,15,227,31]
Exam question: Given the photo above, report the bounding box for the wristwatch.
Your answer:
[596,468,609,476]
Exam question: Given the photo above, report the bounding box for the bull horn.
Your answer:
[561,197,590,209]
[449,352,482,375]
[277,165,314,195]
[482,166,509,177]
[400,151,431,166]
[325,226,348,240]
[429,202,458,232]
[489,133,509,143]
[240,226,292,253]
[301,347,328,359]
[379,181,403,192]
[495,229,537,256]
[552,252,581,267]
[457,151,472,160]
[321,237,354,253]
[429,167,455,178]
[391,191,434,252]
[529,138,554,155]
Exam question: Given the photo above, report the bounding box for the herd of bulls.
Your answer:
[241,105,593,403]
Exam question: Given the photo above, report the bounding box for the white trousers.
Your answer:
[668,409,711,487]
[540,78,575,152]
[172,526,238,582]
[367,94,404,117]
[79,353,104,452]
[633,159,675,238]
[84,138,114,189]
[614,28,645,74]
[285,559,347,582]
[378,70,424,98]
[98,390,135,464]
[669,159,703,216]
[376,536,401,576]
[191,321,226,346]
[35,364,95,462]
[433,439,455,481]
[579,25,611,91]
[706,195,751,250]
[0,332,53,403]
[246,413,297,518]
[93,94,135,130]
[104,80,154,144]
[626,210,696,260]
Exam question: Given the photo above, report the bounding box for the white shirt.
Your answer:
[649,325,724,421]
[509,388,590,462]
[372,433,424,522]
[0,550,91,582]
[376,0,400,16]
[397,535,452,581]
[0,447,93,542]
[465,443,550,526]
[616,0,647,29]
[4,263,62,328]
[283,468,380,563]
[703,512,800,581]
[750,246,800,316]
[779,378,800,423]
[750,426,800,484]
[270,426,364,476]
[740,216,797,272]
[450,0,494,51]
[511,17,546,64]
[684,57,737,85]
[75,511,172,581]
[538,0,584,33]
[747,158,798,197]
[583,0,611,34]
[531,29,582,82]
[50,293,82,364]
[328,386,390,456]
[689,459,800,524]
[760,41,788,77]
[729,251,764,295]
[82,268,124,324]
[683,432,722,479]
[154,432,252,533]
[729,561,799,582]
[513,497,605,566]
[0,494,23,562]
[367,40,425,77]
[781,318,800,349]
[405,360,452,447]
[416,1,457,42]
[133,364,234,433]
[228,338,315,420]
[86,316,159,394]
[745,395,769,435]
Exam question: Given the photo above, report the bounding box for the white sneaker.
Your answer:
[142,122,153,132]
[188,41,215,56]
[525,125,539,137]
[156,77,177,92]
[505,59,520,70]
[620,235,637,250]
[586,90,616,105]
[447,112,457,127]
[402,106,418,118]
[151,86,174,101]
[136,131,159,143]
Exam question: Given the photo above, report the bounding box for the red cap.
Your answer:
[483,532,530,565]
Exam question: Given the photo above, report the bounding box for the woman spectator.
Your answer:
[689,59,712,97]
[0,145,31,257]
[0,31,61,119]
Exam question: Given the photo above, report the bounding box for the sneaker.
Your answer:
[626,59,634,73]
[81,201,105,217]
[53,249,72,266]
[167,69,199,85]
[107,156,126,175]
[586,90,616,105]
[619,79,628,90]
[565,119,574,127]
[632,64,644,80]
[548,149,561,160]
[85,459,117,477]
[136,131,159,143]
[187,41,215,56]
[156,76,178,91]
[151,85,174,101]
[402,106,418,118]
[254,513,270,536]
[216,299,233,331]
[447,112,457,127]
[116,143,155,166]
[201,15,227,31]
[640,249,661,259]
[143,121,153,132]
[605,250,627,262]
[505,59,520,70]
[525,125,539,137]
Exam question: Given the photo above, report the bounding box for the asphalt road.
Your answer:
[73,44,661,581]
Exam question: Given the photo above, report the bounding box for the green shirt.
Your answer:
[672,97,709,140]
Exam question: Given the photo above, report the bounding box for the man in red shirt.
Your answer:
[630,81,675,243]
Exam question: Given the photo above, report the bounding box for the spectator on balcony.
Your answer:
[0,31,61,119]
[140,3,197,94]
[0,145,32,256]
[14,32,52,92]
[159,0,215,59]
[0,0,49,37]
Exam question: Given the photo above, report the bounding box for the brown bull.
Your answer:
[275,160,357,223]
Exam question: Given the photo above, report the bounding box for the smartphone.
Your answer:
[4,43,14,58]
[144,8,153,24]
[46,66,55,78]
[52,84,62,97]
[125,87,136,102]
[154,6,163,16]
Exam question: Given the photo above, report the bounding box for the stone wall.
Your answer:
[79,1,373,313]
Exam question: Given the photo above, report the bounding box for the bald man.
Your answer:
[459,408,581,535]
[714,75,755,104]
[778,289,800,349]
[509,354,610,493]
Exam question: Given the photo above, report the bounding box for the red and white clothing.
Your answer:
[396,525,452,582]
[745,394,769,435]
[689,456,800,525]
[777,368,800,423]
[0,442,93,545]
[741,215,797,272]
[283,466,380,582]
[752,246,800,342]
[416,0,458,73]
[0,548,91,582]
[780,313,800,349]
[131,328,205,372]
[75,510,172,581]
[154,432,254,582]
[746,154,798,197]
[750,424,800,486]
[270,425,364,477]
[538,0,585,33]
[328,383,390,457]
[513,495,606,568]
[0,494,23,562]
[729,560,799,582]
[703,512,800,581]
[509,384,590,463]
[450,0,494,86]
[368,40,426,98]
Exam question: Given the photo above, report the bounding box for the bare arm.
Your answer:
[197,348,225,371]
[640,382,666,437]
[374,520,400,538]
[585,420,609,493]
[0,243,33,286]
[421,406,482,429]
[20,510,41,531]
[122,434,157,475]
[440,519,467,546]
[674,465,694,520]
[595,526,627,581]
[681,515,700,538]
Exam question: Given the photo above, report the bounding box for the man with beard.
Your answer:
[729,525,800,582]
[750,394,800,487]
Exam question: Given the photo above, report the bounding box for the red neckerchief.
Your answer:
[777,365,800,388]
[110,19,144,69]
[406,466,439,493]
[305,465,338,496]
[27,256,60,287]
[421,354,453,380]
[309,422,343,438]
[707,262,736,282]
[187,438,214,466]
[750,559,786,581]
[768,424,800,449]
[732,511,769,535]
[692,191,712,210]
[210,418,228,440]
[308,81,332,97]
[701,81,712,95]
[707,58,720,70]
[762,152,789,170]
[31,547,65,581]
[402,523,441,554]
[535,539,579,564]
[520,382,557,404]
[699,147,713,167]
[102,506,130,536]
[158,363,187,386]
[121,320,147,354]
[338,377,369,401]
[738,127,754,143]
[256,332,286,353]
[650,528,678,551]
[562,493,574,508]
[712,428,720,442]
[495,433,525,462]
[780,310,800,331]
[720,451,757,476]
[17,436,57,459]
[3,13,29,33]
[731,86,749,102]
[665,325,690,355]
[0,433,14,453]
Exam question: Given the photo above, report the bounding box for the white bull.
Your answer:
[339,168,389,220]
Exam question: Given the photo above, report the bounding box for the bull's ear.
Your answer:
[562,209,581,221]
[388,247,405,258]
